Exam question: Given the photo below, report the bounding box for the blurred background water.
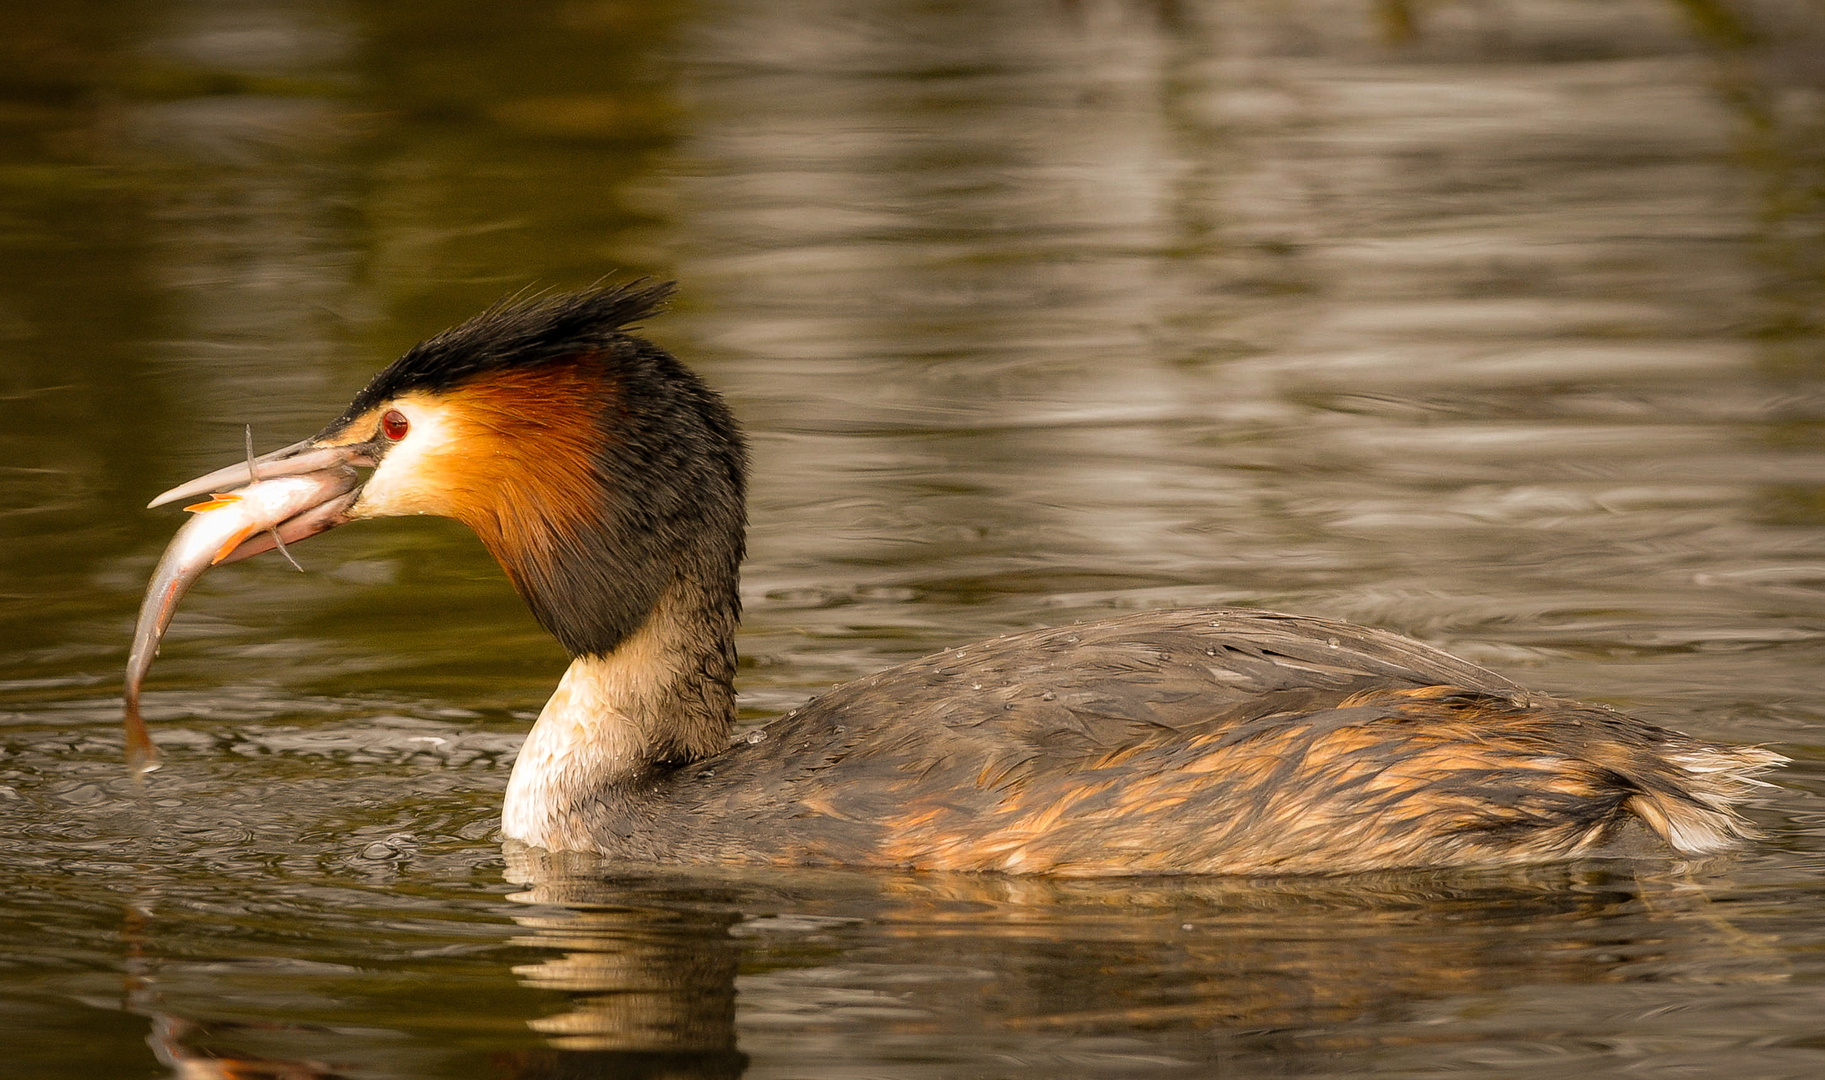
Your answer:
[2,0,1824,1077]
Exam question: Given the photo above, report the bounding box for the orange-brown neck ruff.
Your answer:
[427,362,637,652]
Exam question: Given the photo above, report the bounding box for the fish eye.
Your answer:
[381,409,409,441]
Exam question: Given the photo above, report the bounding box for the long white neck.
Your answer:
[500,585,736,851]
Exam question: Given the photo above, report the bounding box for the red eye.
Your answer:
[381,409,409,441]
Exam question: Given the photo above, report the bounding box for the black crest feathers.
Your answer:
[321,281,678,435]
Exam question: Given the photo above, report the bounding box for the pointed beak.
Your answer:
[145,437,379,565]
[147,438,376,510]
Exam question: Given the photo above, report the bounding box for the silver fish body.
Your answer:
[124,467,360,769]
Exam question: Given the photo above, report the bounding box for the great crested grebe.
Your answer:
[129,283,1784,876]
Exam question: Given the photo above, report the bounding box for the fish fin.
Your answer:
[211,525,260,565]
[184,493,244,514]
[124,699,161,776]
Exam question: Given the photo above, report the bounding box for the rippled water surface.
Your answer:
[4,0,1825,1076]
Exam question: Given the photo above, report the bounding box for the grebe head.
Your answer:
[148,282,748,661]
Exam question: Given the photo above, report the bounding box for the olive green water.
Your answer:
[4,0,1825,1076]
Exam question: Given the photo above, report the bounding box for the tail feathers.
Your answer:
[1624,743,1787,855]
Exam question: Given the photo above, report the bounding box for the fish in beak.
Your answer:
[124,440,374,771]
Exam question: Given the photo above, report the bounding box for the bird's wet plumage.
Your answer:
[128,284,1784,876]
[567,610,1778,875]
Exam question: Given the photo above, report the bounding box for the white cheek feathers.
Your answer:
[348,394,464,519]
